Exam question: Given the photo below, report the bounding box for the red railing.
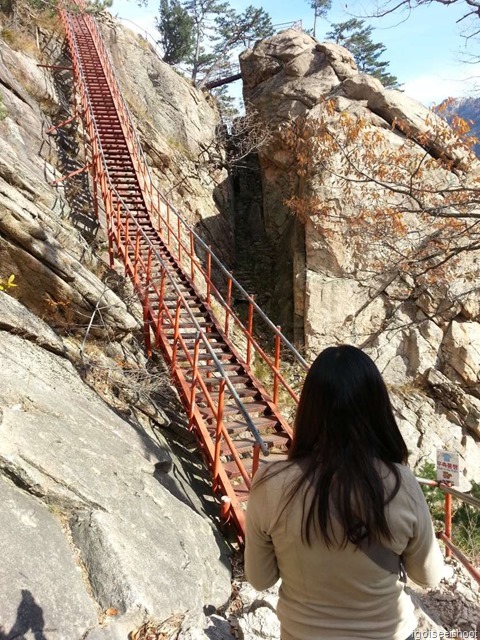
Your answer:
[58,5,298,538]
[418,478,480,584]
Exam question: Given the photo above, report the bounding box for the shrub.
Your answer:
[453,481,480,563]
[417,460,445,526]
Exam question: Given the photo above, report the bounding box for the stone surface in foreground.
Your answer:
[0,329,231,636]
[0,475,98,638]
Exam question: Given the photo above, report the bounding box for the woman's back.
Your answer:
[246,459,444,640]
[245,346,444,639]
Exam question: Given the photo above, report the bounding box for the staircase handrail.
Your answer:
[272,19,303,31]
[61,8,270,456]
[198,61,241,88]
[81,11,309,390]
[79,14,308,418]
[417,478,480,584]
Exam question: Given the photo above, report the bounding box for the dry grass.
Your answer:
[129,614,185,640]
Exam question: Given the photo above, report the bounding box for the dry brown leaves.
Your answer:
[129,614,185,640]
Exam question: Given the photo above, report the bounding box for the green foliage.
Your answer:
[308,0,330,17]
[417,460,480,562]
[183,0,228,82]
[417,461,445,525]
[156,0,195,64]
[214,4,273,52]
[326,18,400,89]
[453,481,480,561]
[212,85,240,121]
[156,0,273,84]
[307,0,331,37]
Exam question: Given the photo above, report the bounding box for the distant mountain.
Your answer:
[437,96,480,156]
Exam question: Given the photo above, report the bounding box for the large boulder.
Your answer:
[443,321,480,386]
[240,30,480,481]
[0,475,98,639]
[0,326,231,635]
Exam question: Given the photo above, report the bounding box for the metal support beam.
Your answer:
[50,163,90,186]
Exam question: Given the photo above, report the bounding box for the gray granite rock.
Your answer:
[0,290,65,355]
[0,475,98,638]
[0,332,231,628]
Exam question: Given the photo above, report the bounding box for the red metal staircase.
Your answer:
[52,6,480,585]
[57,5,307,542]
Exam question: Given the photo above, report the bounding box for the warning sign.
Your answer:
[436,449,460,486]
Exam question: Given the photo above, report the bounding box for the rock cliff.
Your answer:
[240,28,480,485]
[0,9,479,638]
[0,6,233,637]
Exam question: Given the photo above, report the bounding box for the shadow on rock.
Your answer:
[1,589,47,640]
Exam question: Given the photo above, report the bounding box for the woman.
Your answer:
[245,345,444,640]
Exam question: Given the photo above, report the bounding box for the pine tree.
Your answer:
[156,0,195,65]
[156,0,273,85]
[307,0,331,38]
[326,18,400,89]
[183,0,229,82]
[214,5,273,53]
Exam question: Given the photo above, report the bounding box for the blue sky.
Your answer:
[110,0,480,105]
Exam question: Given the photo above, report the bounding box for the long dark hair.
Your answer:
[266,345,408,547]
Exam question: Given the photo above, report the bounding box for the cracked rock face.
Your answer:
[1,14,234,636]
[0,328,231,636]
[240,30,480,484]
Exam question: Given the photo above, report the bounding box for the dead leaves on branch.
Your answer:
[275,98,480,283]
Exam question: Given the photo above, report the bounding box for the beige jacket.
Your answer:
[245,461,444,640]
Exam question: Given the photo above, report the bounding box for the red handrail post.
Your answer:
[167,202,171,247]
[133,229,141,287]
[143,289,152,358]
[444,491,452,558]
[213,379,226,492]
[252,443,261,479]
[246,295,255,367]
[273,326,281,405]
[171,298,182,370]
[92,161,99,221]
[177,216,182,264]
[220,495,231,523]
[146,247,153,289]
[106,192,115,269]
[188,335,201,431]
[225,277,233,335]
[157,192,161,235]
[116,203,121,250]
[124,217,130,277]
[156,268,166,346]
[190,230,195,283]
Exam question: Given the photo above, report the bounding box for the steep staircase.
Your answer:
[57,5,307,542]
[51,6,480,587]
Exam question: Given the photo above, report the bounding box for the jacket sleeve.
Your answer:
[402,477,445,588]
[245,473,279,591]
